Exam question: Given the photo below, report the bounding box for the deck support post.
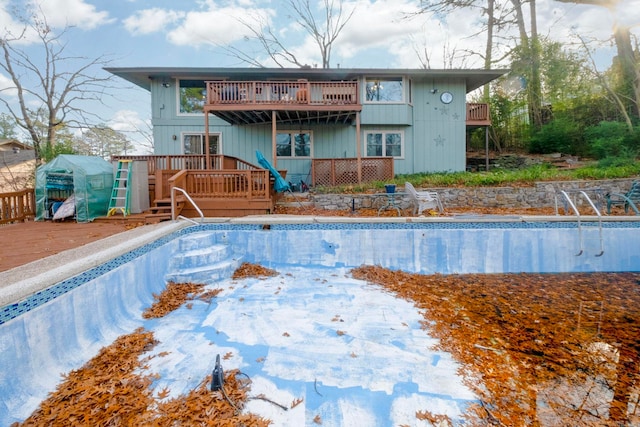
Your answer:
[271,111,277,167]
[356,111,361,184]
[205,112,211,169]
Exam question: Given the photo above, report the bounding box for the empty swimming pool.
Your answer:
[1,219,639,425]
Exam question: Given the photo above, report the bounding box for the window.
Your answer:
[179,80,207,114]
[276,131,312,158]
[183,133,220,155]
[365,131,403,158]
[365,77,403,102]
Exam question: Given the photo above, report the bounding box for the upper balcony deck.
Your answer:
[204,80,361,125]
[204,80,490,126]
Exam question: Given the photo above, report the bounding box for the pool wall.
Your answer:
[212,223,640,274]
[1,221,640,424]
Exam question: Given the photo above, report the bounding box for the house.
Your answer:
[107,67,507,179]
[0,139,36,193]
[106,67,507,217]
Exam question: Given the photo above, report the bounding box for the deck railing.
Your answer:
[312,157,394,186]
[161,169,271,201]
[112,154,259,175]
[0,188,35,224]
[206,80,359,106]
[466,103,490,123]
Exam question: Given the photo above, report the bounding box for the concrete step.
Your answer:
[175,231,220,251]
[168,244,232,271]
[165,257,242,285]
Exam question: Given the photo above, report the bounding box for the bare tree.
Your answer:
[75,125,131,160]
[556,0,640,119]
[227,0,355,68]
[0,12,115,163]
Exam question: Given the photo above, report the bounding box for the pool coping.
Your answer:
[1,214,639,309]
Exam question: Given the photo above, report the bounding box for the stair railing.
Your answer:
[171,186,204,224]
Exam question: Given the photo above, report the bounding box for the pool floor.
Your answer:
[140,265,474,425]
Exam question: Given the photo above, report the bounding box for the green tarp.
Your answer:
[35,155,114,223]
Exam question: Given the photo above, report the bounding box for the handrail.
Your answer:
[171,186,204,224]
[555,190,603,257]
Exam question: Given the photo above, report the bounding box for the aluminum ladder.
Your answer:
[555,190,604,257]
[107,160,132,217]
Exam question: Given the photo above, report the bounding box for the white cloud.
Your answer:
[28,0,113,30]
[167,6,275,47]
[109,109,153,154]
[0,73,18,98]
[123,8,186,35]
[336,0,423,57]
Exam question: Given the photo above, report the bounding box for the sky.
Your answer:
[0,0,639,151]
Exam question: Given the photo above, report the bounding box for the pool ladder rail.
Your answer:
[555,190,604,257]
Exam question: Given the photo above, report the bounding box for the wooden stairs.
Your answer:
[146,197,186,223]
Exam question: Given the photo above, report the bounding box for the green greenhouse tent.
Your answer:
[35,155,114,223]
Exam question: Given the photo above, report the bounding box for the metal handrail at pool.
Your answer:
[555,190,603,257]
[171,186,204,224]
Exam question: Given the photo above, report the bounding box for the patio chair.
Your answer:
[606,180,640,215]
[405,182,444,215]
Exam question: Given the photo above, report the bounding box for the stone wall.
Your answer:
[307,178,638,211]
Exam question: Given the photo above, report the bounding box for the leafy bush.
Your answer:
[584,121,639,163]
[528,117,584,155]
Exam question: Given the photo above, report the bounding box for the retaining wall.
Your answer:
[308,178,638,211]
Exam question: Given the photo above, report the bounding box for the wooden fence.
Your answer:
[0,189,35,224]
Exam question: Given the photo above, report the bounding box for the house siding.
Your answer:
[408,80,467,173]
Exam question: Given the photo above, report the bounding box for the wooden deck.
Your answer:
[204,80,362,125]
[202,80,490,126]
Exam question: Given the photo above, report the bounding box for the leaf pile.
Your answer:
[142,282,206,319]
[16,328,158,426]
[352,266,640,426]
[232,262,279,279]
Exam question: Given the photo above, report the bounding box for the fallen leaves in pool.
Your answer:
[143,282,218,319]
[232,262,278,279]
[351,266,640,426]
[17,264,640,426]
[15,278,270,427]
[15,327,270,427]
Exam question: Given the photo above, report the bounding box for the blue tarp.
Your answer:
[256,150,290,193]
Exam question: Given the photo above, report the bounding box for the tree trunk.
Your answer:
[613,26,639,118]
[528,0,543,129]
[510,0,543,130]
[483,0,495,101]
